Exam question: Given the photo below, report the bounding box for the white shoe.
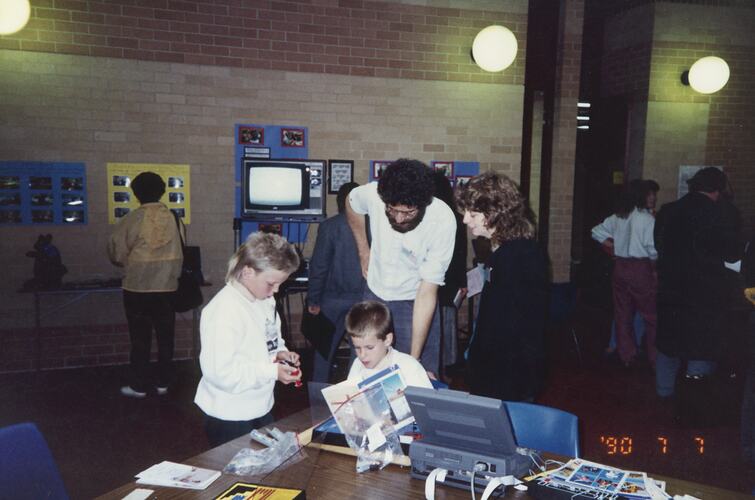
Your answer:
[156,386,168,396]
[120,386,147,398]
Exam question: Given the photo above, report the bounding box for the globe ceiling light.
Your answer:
[471,25,518,72]
[681,56,730,94]
[0,0,31,35]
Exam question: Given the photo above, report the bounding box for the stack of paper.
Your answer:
[135,460,220,490]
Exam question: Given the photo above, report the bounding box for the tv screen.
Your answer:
[241,159,326,222]
[248,165,305,208]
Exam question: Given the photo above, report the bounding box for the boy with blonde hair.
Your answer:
[345,300,432,388]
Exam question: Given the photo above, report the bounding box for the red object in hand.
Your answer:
[282,359,302,388]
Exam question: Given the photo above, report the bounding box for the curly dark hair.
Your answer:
[377,158,434,208]
[455,172,536,245]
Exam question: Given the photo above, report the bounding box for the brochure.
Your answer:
[527,459,670,500]
[319,364,421,450]
[135,460,220,490]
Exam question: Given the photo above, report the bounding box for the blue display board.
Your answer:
[234,124,310,244]
[0,161,87,225]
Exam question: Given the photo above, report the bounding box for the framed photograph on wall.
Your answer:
[431,161,454,179]
[372,160,391,180]
[281,128,305,147]
[328,160,354,194]
[456,175,472,187]
[239,127,264,145]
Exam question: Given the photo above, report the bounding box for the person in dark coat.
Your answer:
[455,172,549,401]
[654,167,740,397]
[307,182,366,382]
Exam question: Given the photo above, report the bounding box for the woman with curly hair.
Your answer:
[456,172,549,401]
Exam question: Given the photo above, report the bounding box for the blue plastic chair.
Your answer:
[430,379,449,389]
[0,422,70,499]
[504,401,580,457]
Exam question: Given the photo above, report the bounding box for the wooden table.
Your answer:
[96,409,752,499]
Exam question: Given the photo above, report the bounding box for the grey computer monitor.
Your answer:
[405,386,518,457]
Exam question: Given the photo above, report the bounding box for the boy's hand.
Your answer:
[277,362,302,385]
[307,305,321,315]
[275,350,300,367]
[426,370,437,381]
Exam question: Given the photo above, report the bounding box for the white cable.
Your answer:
[480,474,520,500]
[424,467,447,500]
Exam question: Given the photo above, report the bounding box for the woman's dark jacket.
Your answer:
[467,238,549,401]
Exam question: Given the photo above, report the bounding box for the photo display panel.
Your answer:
[0,161,87,225]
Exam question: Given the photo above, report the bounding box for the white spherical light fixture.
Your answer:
[472,25,518,72]
[684,56,730,94]
[0,0,31,35]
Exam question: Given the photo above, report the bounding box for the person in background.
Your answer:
[194,232,302,448]
[345,300,432,389]
[108,172,183,399]
[654,167,739,398]
[602,179,660,360]
[346,159,456,376]
[741,226,755,474]
[455,172,548,401]
[431,171,467,373]
[307,182,365,382]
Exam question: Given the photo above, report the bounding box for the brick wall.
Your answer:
[0,0,527,85]
[0,0,531,372]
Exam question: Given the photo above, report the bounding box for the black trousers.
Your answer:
[204,412,274,449]
[123,290,175,392]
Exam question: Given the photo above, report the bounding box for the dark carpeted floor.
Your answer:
[1,297,753,498]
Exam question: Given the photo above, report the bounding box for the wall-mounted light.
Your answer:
[0,0,31,35]
[471,25,518,72]
[681,56,730,94]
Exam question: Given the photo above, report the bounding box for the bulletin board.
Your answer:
[106,163,191,224]
[234,123,310,244]
[0,161,87,225]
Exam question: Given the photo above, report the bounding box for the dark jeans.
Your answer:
[204,412,274,449]
[123,290,175,392]
[363,287,441,374]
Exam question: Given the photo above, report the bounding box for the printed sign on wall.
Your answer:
[106,163,191,224]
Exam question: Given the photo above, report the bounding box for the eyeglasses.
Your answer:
[385,205,419,219]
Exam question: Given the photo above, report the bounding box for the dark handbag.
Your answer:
[172,214,204,313]
[301,310,336,359]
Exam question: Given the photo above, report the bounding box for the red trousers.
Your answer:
[612,258,657,365]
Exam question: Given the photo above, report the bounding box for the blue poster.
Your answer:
[0,161,87,225]
[234,124,310,244]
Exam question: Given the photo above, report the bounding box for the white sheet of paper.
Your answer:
[366,422,387,452]
[466,265,485,297]
[122,489,154,500]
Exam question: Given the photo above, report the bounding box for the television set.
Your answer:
[241,158,327,222]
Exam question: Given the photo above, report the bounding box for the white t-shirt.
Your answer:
[347,347,433,389]
[348,182,456,301]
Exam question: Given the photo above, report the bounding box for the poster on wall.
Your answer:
[0,161,87,225]
[678,165,722,199]
[106,163,191,224]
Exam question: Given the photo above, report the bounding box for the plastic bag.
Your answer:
[331,384,404,472]
[223,427,305,476]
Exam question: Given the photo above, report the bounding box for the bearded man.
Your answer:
[346,159,456,376]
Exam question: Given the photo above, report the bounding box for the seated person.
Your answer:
[345,300,433,389]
